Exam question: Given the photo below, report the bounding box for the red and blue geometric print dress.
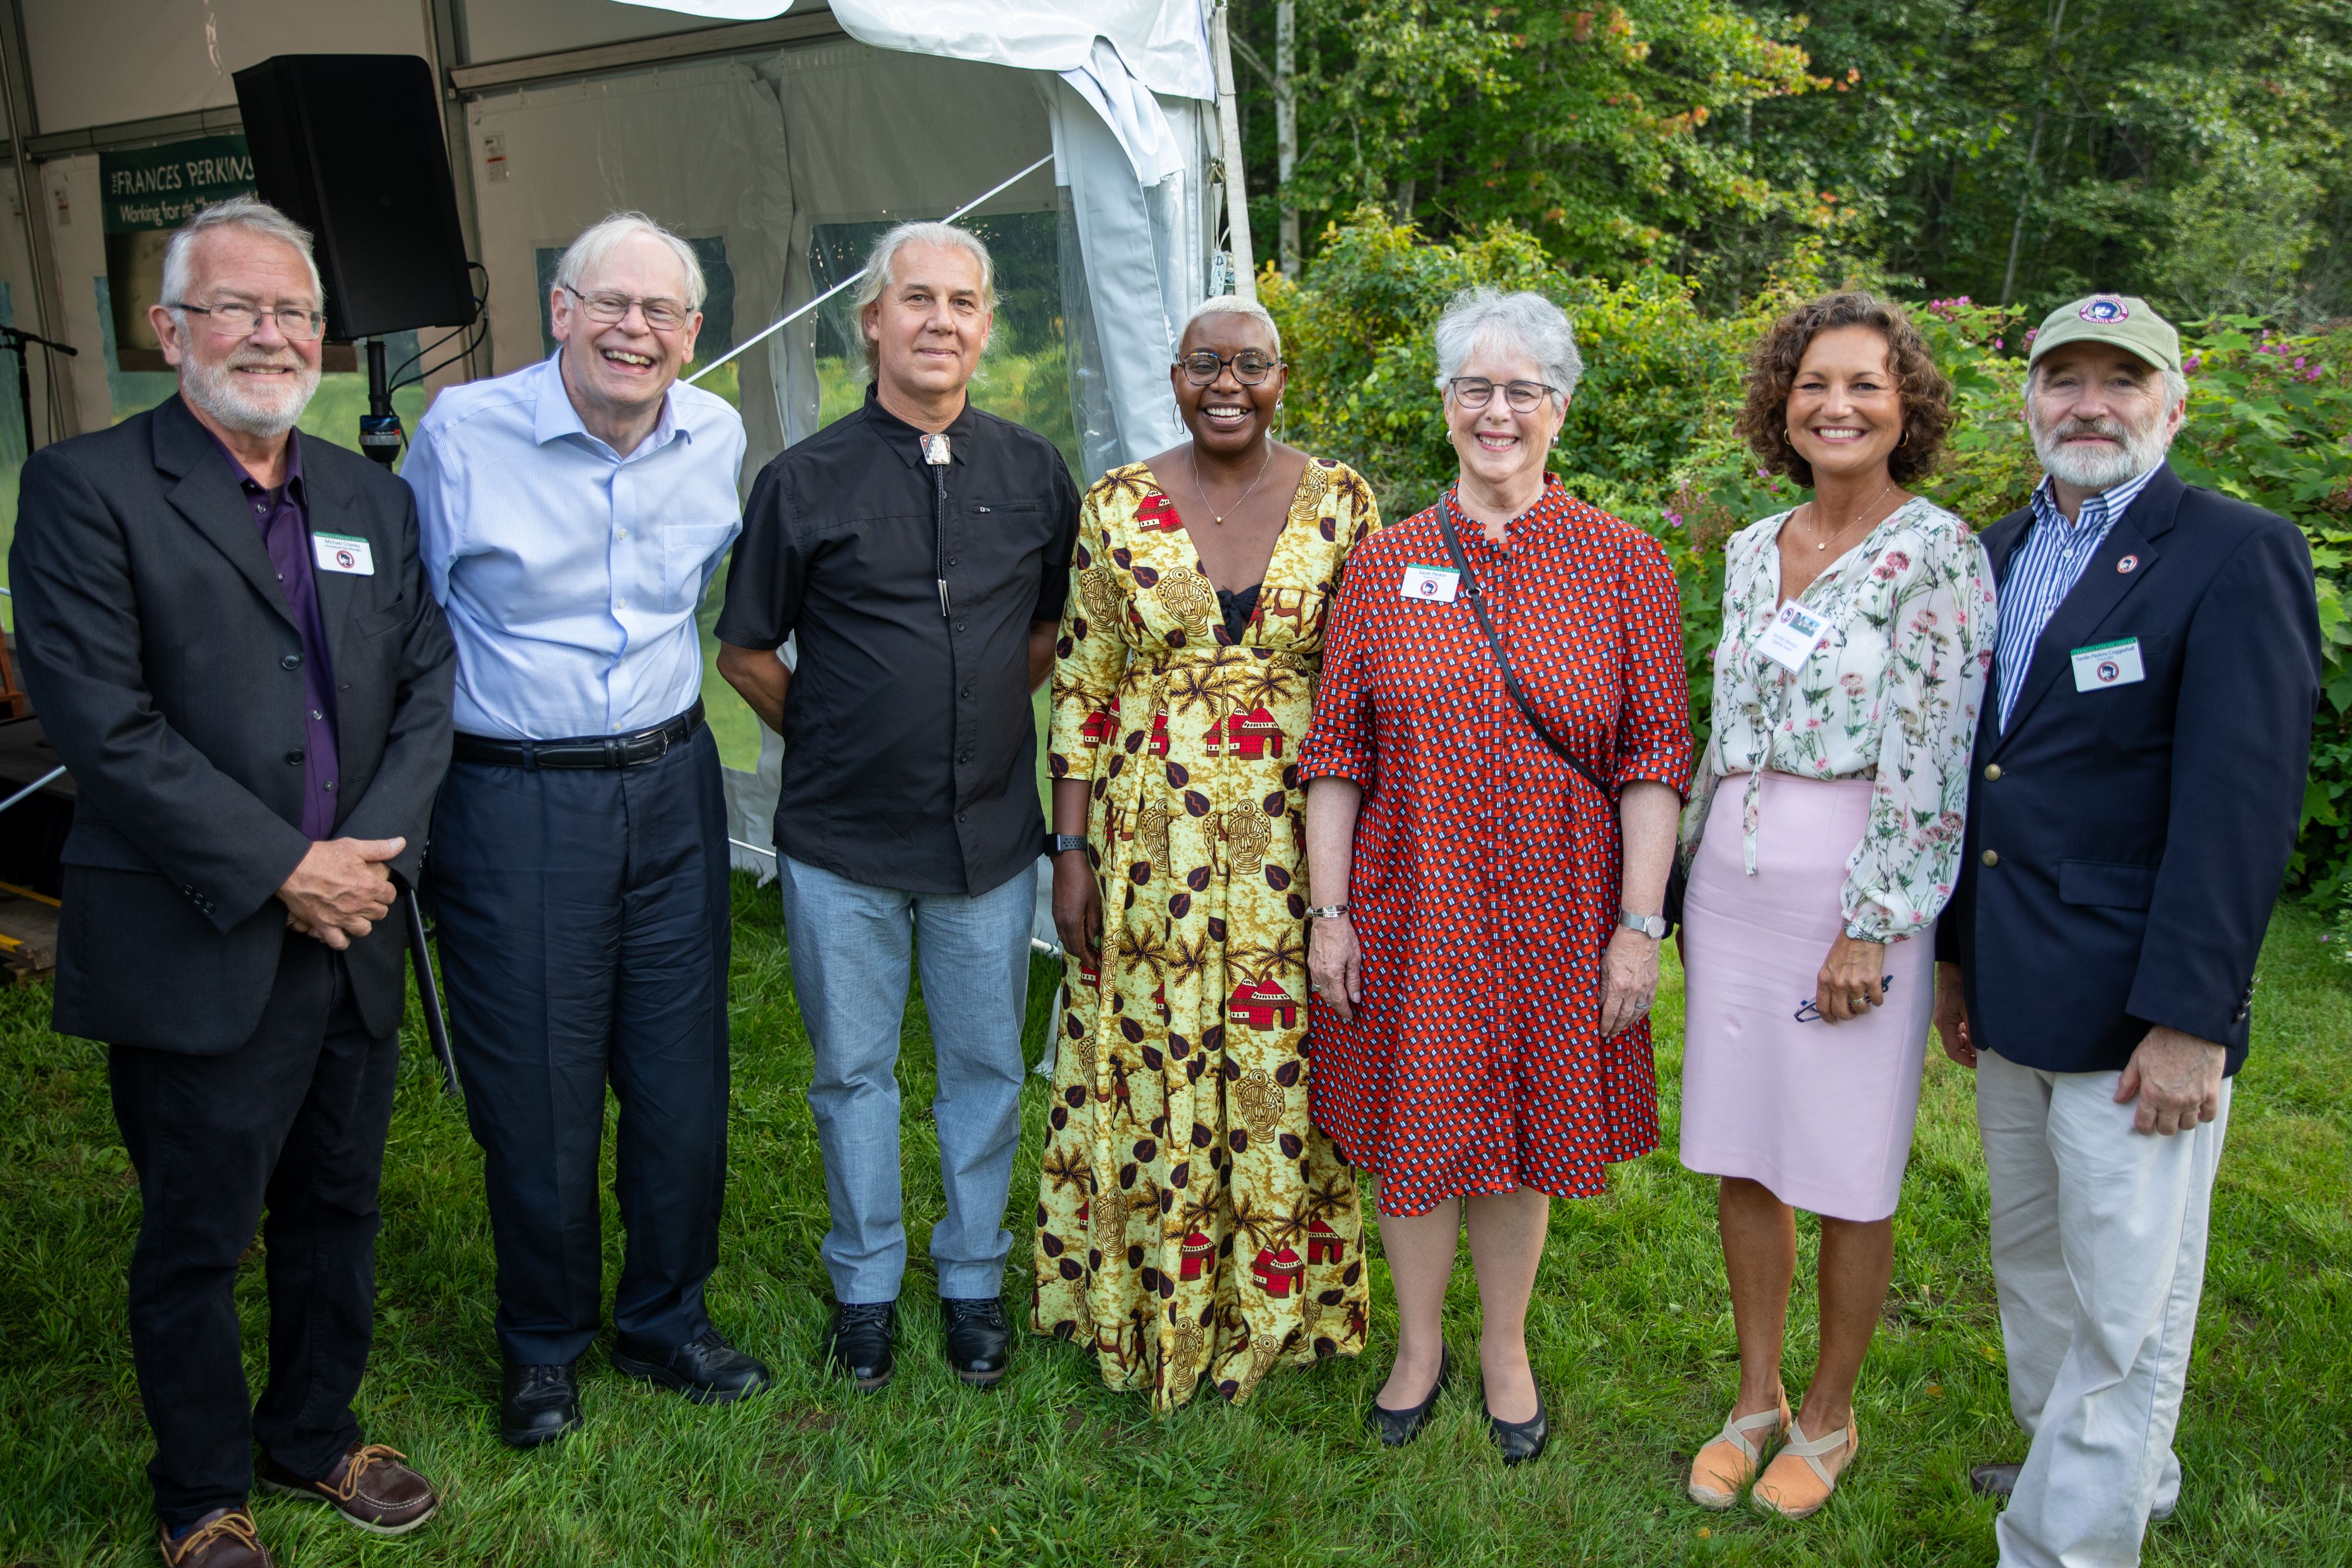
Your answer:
[1030,456,1379,1410]
[1299,477,1694,1217]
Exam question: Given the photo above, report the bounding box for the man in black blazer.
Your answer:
[1933,296,2320,1566]
[10,199,455,1568]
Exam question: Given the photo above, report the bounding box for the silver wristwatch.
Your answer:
[1843,921,1886,943]
[1305,902,1351,920]
[1619,909,1668,940]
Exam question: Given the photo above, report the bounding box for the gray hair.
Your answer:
[2027,356,2189,414]
[159,195,323,317]
[554,212,707,310]
[1180,294,1282,357]
[851,220,997,378]
[1432,286,1584,406]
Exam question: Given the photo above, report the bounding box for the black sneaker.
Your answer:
[611,1328,773,1405]
[940,1296,1011,1387]
[827,1300,898,1393]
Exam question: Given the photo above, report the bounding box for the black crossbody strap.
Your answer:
[1436,493,1616,803]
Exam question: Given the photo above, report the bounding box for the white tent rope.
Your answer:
[684,152,1056,386]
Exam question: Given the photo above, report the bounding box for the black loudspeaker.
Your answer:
[233,54,473,340]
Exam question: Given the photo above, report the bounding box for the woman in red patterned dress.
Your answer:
[1301,288,1692,1465]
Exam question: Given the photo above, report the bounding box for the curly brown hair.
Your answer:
[1736,292,1952,489]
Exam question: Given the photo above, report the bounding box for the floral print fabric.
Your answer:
[1299,480,1694,1216]
[1680,497,1996,940]
[1030,456,1378,1410]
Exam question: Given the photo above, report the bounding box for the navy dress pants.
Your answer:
[429,728,731,1368]
[109,931,399,1529]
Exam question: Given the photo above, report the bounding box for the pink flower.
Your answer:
[1992,337,2004,350]
[1840,673,1867,695]
[2024,327,2039,342]
[1883,550,1910,571]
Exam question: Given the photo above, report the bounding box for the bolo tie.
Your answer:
[923,432,952,617]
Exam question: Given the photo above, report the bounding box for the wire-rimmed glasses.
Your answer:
[168,301,326,341]
[562,286,693,332]
[1446,376,1559,413]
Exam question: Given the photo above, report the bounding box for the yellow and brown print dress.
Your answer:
[1030,455,1378,1409]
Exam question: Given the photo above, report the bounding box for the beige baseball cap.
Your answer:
[2027,294,2181,374]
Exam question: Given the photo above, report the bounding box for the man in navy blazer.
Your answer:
[1933,296,2319,1567]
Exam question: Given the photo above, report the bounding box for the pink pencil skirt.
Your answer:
[1678,773,1935,1222]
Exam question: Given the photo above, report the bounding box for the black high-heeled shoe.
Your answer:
[1485,1378,1548,1466]
[1365,1345,1452,1448]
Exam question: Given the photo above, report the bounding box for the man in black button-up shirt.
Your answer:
[717,221,1077,1393]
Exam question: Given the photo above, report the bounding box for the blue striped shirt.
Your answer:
[1993,462,2166,731]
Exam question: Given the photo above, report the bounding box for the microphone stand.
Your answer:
[0,325,76,453]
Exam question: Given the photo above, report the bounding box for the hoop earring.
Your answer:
[1900,428,1910,446]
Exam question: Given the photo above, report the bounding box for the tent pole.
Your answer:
[0,0,76,443]
[1208,2,1257,302]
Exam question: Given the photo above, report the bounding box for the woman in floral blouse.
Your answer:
[1029,296,1378,1409]
[1679,293,1994,1519]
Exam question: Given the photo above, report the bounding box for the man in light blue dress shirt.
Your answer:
[405,213,771,1447]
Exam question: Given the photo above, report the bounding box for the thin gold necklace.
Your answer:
[1191,439,1274,526]
[1807,479,1897,551]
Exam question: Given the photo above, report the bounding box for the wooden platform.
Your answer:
[0,880,58,985]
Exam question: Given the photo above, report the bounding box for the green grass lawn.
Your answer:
[1,897,2346,1566]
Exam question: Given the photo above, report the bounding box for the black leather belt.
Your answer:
[452,700,705,770]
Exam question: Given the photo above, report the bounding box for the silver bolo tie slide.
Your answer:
[923,433,953,617]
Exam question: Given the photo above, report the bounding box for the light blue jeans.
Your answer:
[777,855,1036,1305]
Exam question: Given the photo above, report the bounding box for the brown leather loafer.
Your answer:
[159,1507,273,1567]
[260,1441,438,1536]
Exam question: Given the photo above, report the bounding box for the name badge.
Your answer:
[311,531,375,576]
[2070,637,2144,691]
[1755,601,1827,671]
[1399,563,1461,603]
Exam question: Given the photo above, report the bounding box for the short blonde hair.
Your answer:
[1180,295,1282,357]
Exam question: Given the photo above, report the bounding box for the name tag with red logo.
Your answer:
[2070,637,2144,691]
[310,532,375,576]
[1399,563,1460,603]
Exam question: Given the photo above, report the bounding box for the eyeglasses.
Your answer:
[1448,377,1559,413]
[1178,348,1281,385]
[563,286,692,332]
[169,301,326,341]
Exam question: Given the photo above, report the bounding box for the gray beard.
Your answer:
[2029,404,2173,492]
[181,350,320,439]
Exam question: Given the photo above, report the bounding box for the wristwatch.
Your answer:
[1304,902,1350,920]
[1843,921,1886,943]
[1048,833,1089,855]
[1619,909,1668,940]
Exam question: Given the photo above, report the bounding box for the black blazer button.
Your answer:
[286,750,305,764]
[281,653,302,670]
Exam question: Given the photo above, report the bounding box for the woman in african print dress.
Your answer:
[1029,297,1378,1409]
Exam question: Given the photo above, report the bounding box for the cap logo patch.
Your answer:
[2079,296,2130,323]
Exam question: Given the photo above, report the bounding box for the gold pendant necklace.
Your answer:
[1812,479,1897,550]
[1192,439,1274,526]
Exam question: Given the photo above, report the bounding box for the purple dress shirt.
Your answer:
[210,429,342,838]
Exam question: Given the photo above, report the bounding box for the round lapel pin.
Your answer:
[2116,554,2139,574]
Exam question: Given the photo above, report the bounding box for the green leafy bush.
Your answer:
[1265,214,2352,895]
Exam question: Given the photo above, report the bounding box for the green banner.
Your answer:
[100,135,255,371]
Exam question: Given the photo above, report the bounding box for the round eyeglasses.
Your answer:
[168,301,326,342]
[1178,348,1281,385]
[1448,376,1559,413]
[563,286,692,332]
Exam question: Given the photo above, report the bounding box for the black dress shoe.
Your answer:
[1969,1461,2022,1499]
[941,1296,1012,1386]
[499,1360,581,1448]
[827,1300,898,1393]
[1486,1379,1548,1466]
[611,1327,773,1405]
[1366,1345,1451,1448]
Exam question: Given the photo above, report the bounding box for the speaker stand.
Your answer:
[0,325,78,456]
[359,336,402,467]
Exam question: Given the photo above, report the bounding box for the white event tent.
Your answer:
[0,0,1257,896]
